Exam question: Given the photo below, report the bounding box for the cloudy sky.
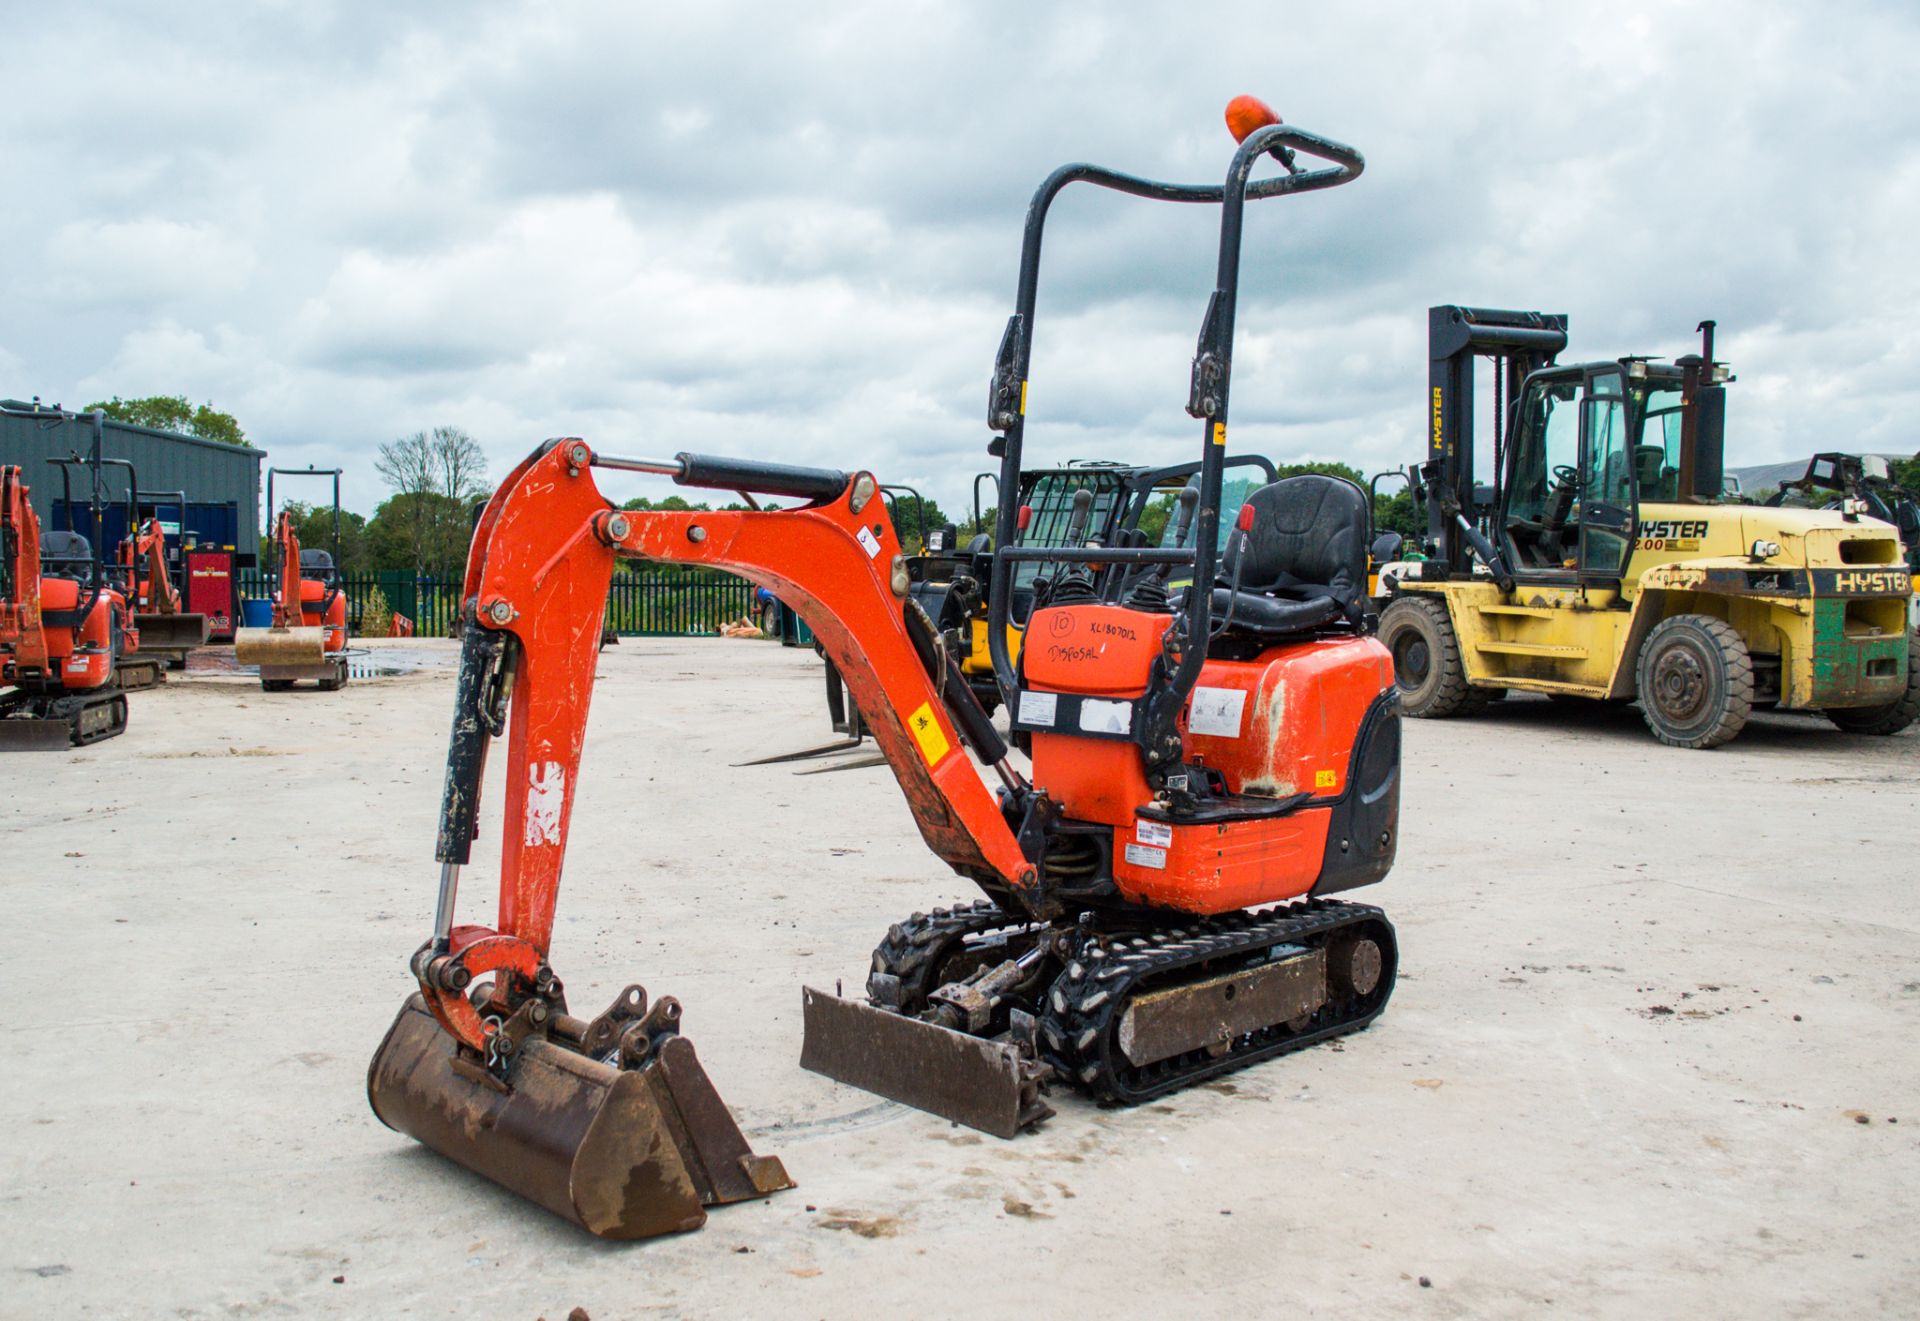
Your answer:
[5,1,1917,518]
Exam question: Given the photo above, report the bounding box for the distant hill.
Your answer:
[1727,454,1912,494]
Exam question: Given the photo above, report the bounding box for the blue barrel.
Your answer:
[240,598,274,629]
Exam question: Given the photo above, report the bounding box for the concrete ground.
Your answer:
[3,638,1916,1320]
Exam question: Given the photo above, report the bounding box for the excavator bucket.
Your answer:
[800,987,1055,1139]
[233,625,327,667]
[132,611,210,660]
[368,995,793,1240]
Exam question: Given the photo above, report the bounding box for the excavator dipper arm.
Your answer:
[418,439,1036,1052]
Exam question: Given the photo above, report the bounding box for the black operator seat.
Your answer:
[40,531,94,579]
[1200,473,1370,642]
[299,548,338,585]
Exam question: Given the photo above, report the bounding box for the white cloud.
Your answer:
[0,0,1916,522]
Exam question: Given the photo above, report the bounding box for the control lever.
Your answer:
[1064,487,1094,545]
[1051,488,1100,605]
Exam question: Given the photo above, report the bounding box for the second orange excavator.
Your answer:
[119,492,211,667]
[368,98,1401,1240]
[234,467,348,691]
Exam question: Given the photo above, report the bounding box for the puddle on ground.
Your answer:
[184,646,455,680]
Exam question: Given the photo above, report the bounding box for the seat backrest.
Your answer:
[40,530,93,575]
[1224,474,1368,607]
[299,548,336,584]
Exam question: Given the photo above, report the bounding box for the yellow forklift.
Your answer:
[1379,306,1916,748]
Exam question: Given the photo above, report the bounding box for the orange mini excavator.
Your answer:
[234,467,348,691]
[369,99,1400,1240]
[0,454,130,749]
[119,492,211,667]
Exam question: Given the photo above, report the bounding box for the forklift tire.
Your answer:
[1379,596,1486,717]
[1634,614,1753,749]
[1824,631,1919,736]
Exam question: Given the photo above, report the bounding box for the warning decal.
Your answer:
[1314,768,1337,790]
[1188,686,1246,738]
[906,701,952,767]
[525,762,566,846]
[1136,819,1173,848]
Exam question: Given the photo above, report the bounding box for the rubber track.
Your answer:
[867,899,1035,1012]
[1038,899,1397,1105]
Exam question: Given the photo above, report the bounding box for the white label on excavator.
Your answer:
[856,525,882,558]
[1018,691,1058,726]
[1136,819,1173,848]
[1079,698,1132,734]
[1123,843,1167,869]
[1188,686,1247,738]
[525,761,565,846]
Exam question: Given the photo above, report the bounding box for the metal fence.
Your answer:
[238,568,757,638]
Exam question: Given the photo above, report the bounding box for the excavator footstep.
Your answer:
[799,987,1054,1140]
[367,994,793,1241]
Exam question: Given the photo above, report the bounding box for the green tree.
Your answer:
[366,491,472,573]
[280,500,369,572]
[373,426,490,573]
[88,394,250,447]
[881,492,949,551]
[1890,453,1920,493]
[617,496,774,514]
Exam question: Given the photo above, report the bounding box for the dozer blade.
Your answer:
[133,611,210,656]
[799,986,1054,1139]
[234,625,327,667]
[0,716,78,751]
[368,995,793,1240]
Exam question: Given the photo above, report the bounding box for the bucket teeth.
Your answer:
[368,994,792,1240]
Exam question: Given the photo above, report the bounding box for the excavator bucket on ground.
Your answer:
[369,993,791,1239]
[132,610,210,664]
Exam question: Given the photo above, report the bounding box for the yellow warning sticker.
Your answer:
[1212,422,1226,446]
[1020,380,1028,416]
[1314,768,1337,790]
[907,702,952,767]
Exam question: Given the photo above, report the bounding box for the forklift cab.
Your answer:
[1502,363,1637,581]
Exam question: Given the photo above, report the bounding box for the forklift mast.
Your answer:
[1423,305,1567,577]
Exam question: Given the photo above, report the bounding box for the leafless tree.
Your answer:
[377,426,491,574]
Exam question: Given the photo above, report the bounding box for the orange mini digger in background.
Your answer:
[368,97,1401,1240]
[234,466,348,691]
[118,489,211,668]
[1,409,132,748]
